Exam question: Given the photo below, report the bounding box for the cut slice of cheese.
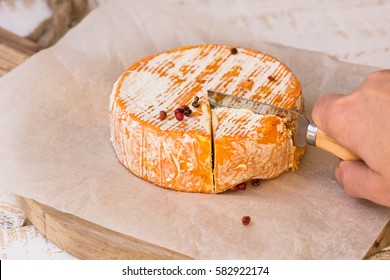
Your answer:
[109,44,304,193]
[212,108,296,192]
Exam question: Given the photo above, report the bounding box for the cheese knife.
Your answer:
[207,90,359,161]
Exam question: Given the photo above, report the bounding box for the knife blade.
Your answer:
[207,90,359,161]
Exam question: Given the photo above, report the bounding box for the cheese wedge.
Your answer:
[109,44,304,193]
[212,108,298,192]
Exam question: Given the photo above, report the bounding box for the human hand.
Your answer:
[312,70,390,207]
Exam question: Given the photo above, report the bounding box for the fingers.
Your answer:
[335,161,390,207]
[359,70,390,92]
[313,70,390,206]
[311,93,354,150]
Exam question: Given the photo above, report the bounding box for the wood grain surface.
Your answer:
[0,27,41,76]
[0,224,76,259]
[315,128,360,161]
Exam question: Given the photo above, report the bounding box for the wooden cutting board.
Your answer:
[18,197,191,259]
[1,27,390,260]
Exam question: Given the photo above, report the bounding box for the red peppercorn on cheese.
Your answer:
[109,44,304,193]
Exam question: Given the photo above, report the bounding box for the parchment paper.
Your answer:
[1,0,389,259]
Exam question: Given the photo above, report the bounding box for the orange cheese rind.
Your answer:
[109,44,304,193]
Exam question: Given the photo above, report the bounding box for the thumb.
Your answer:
[335,161,389,206]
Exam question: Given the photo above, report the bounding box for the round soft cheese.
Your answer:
[109,44,304,193]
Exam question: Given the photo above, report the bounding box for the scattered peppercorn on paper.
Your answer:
[1,0,390,259]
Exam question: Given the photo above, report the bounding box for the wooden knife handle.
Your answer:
[315,128,360,161]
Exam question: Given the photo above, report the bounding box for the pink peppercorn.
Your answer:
[159,110,167,120]
[236,183,246,190]
[268,75,275,81]
[242,216,251,225]
[175,112,184,121]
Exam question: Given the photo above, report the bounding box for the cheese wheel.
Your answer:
[109,44,304,193]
